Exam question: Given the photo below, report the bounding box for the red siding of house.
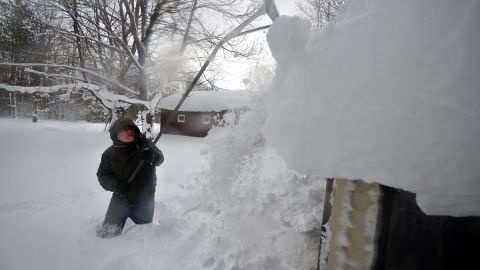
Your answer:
[160,109,225,137]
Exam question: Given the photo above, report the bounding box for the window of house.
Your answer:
[177,114,185,123]
[202,115,211,125]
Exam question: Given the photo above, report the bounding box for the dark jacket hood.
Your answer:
[109,118,141,142]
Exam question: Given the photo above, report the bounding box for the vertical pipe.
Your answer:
[9,93,13,118]
[14,92,17,118]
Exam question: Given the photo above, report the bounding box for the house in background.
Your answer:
[158,90,255,137]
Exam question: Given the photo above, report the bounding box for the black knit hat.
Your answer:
[108,118,141,142]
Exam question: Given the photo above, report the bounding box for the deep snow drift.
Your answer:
[263,0,480,216]
[0,118,323,270]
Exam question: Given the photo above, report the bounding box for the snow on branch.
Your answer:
[95,87,149,108]
[148,92,162,111]
[0,82,148,110]
[46,28,128,55]
[24,68,88,83]
[0,62,136,95]
[0,83,93,94]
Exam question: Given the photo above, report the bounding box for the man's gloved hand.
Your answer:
[142,148,156,165]
[142,147,164,166]
[114,182,129,195]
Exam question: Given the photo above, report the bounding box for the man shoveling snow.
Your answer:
[96,118,164,238]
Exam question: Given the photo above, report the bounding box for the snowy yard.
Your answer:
[1,0,478,269]
[0,118,323,270]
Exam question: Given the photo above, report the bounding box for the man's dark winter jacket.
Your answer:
[97,118,163,204]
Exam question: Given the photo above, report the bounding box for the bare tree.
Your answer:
[243,61,275,91]
[1,0,266,118]
[296,0,348,28]
[162,0,264,93]
[0,0,68,86]
[29,0,260,98]
[42,0,186,100]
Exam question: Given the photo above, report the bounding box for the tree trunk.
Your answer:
[72,0,88,82]
[138,49,148,100]
[180,0,198,54]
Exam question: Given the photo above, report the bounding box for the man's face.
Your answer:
[117,127,135,143]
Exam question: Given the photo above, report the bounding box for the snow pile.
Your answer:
[263,0,480,216]
[158,90,256,112]
[152,94,325,269]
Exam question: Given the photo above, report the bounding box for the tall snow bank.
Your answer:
[263,0,480,216]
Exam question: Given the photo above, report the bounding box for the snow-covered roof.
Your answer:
[158,90,255,112]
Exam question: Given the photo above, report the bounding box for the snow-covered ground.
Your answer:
[0,118,324,270]
[2,0,478,268]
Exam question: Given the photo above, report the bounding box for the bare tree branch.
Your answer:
[296,0,348,28]
[0,62,135,94]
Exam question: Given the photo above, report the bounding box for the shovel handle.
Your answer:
[127,159,145,183]
[126,1,279,184]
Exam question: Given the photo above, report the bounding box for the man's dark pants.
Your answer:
[97,193,154,238]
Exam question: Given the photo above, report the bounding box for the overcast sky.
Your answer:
[214,0,301,90]
[275,0,300,16]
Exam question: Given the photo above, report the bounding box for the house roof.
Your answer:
[158,90,255,112]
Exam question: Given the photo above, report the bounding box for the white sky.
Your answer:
[275,0,300,16]
[214,0,301,90]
